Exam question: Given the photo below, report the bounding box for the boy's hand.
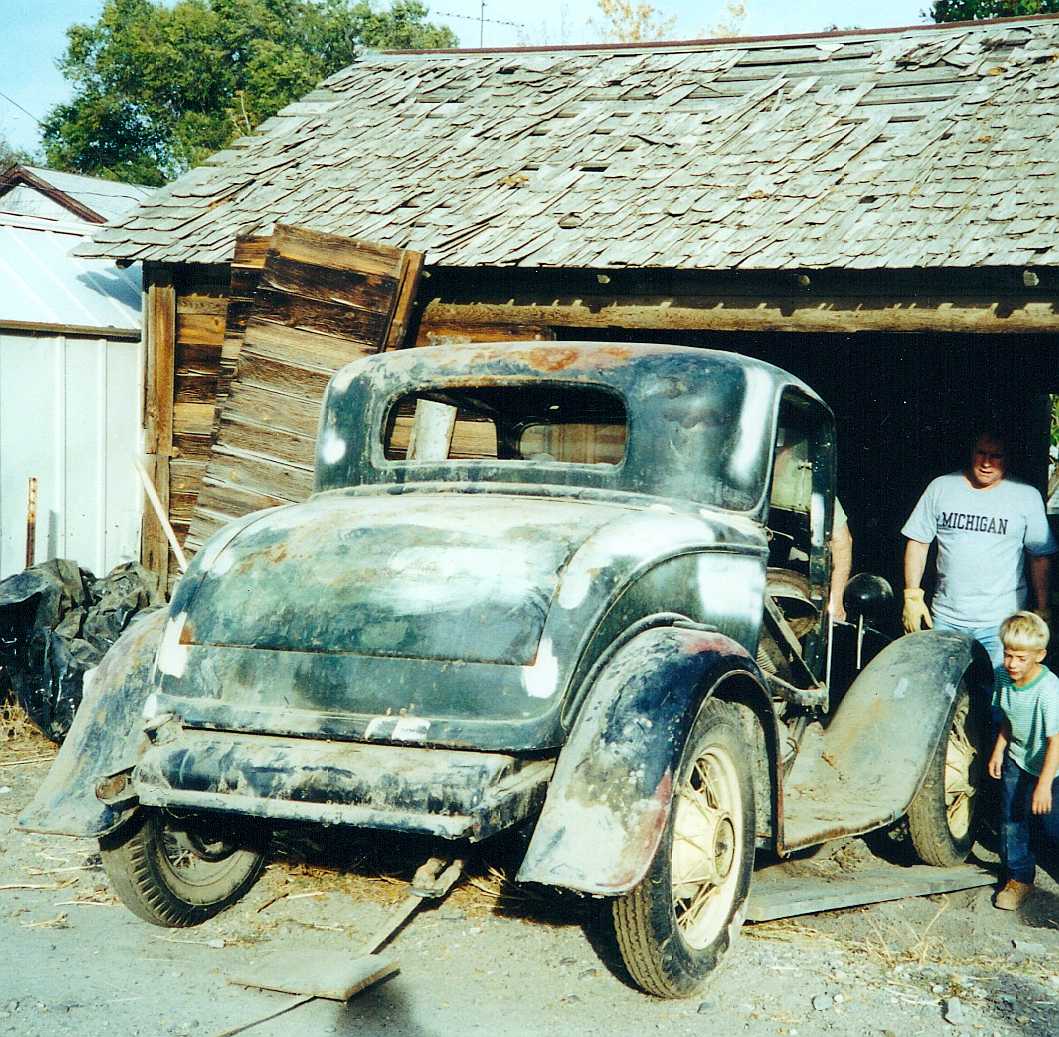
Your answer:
[1032,781,1053,815]
[988,749,1005,781]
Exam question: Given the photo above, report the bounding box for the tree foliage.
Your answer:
[930,0,1059,21]
[0,134,34,172]
[42,0,457,185]
[592,0,677,42]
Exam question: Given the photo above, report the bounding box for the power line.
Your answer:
[0,90,43,127]
[432,7,526,30]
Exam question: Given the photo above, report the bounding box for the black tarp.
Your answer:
[0,560,157,741]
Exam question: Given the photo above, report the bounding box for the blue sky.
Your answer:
[2,0,932,158]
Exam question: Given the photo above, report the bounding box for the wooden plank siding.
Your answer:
[182,225,424,567]
[140,253,1057,594]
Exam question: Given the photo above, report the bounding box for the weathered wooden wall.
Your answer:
[139,260,1059,594]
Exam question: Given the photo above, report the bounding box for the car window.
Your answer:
[383,384,627,465]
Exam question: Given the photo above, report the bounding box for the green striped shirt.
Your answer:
[992,665,1059,775]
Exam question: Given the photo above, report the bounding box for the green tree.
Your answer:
[0,133,34,171]
[591,0,677,42]
[930,0,1059,21]
[43,0,457,186]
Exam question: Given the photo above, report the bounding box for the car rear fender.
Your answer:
[16,609,167,838]
[516,625,777,895]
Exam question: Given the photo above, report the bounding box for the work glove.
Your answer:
[1034,605,1052,627]
[902,588,932,633]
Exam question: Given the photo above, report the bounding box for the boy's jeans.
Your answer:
[1000,757,1059,884]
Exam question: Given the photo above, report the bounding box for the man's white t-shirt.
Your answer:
[902,473,1057,627]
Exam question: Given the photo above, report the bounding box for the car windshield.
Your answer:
[383,384,627,466]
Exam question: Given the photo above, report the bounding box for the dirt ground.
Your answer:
[2,724,1058,1037]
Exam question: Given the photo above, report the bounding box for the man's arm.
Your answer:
[1028,553,1052,614]
[829,521,852,622]
[904,538,930,591]
[1031,732,1059,815]
[902,538,932,632]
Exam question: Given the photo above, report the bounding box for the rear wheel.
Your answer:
[100,809,267,926]
[907,682,982,866]
[612,699,756,998]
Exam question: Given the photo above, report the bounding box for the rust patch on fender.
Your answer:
[528,347,581,371]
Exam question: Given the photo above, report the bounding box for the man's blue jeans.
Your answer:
[1000,756,1059,884]
[933,619,1002,667]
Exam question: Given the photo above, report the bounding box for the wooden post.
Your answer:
[141,265,176,596]
[382,250,425,351]
[408,400,457,461]
[25,477,37,569]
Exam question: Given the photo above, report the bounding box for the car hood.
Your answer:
[169,492,634,666]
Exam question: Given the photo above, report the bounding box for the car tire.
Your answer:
[907,680,981,867]
[100,809,267,927]
[611,698,756,998]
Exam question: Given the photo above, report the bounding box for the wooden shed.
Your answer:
[76,15,1059,595]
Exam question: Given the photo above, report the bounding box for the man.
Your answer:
[771,437,853,622]
[830,501,853,623]
[901,431,1056,665]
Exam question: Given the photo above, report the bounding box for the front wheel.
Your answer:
[611,698,756,998]
[100,809,267,927]
[907,681,982,866]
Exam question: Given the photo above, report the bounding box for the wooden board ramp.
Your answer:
[214,857,463,1037]
[228,950,397,1001]
[745,861,996,923]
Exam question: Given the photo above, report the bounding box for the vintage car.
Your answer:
[21,341,986,997]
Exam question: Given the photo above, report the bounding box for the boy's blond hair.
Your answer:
[999,610,1050,652]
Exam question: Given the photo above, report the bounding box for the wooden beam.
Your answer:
[142,266,176,593]
[0,319,140,340]
[422,293,1059,335]
[414,320,555,347]
[383,250,425,350]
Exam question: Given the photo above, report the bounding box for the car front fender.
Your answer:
[17,609,166,838]
[516,625,773,895]
[779,627,989,853]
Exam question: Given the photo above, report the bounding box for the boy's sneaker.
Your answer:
[994,879,1034,910]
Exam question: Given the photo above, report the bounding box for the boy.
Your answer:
[988,610,1059,910]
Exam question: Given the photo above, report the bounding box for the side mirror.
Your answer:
[843,573,895,631]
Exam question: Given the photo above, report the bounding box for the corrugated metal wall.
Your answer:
[0,330,142,580]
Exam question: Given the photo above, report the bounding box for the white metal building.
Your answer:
[0,166,150,580]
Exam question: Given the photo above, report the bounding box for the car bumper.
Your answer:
[128,727,554,842]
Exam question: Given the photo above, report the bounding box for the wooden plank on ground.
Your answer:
[745,862,995,922]
[228,950,397,1001]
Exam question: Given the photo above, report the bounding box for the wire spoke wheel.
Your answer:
[612,698,756,998]
[908,679,982,867]
[671,748,742,948]
[943,696,980,840]
[100,809,267,927]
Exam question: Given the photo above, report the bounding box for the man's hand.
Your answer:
[988,747,1005,781]
[902,588,932,633]
[1032,779,1053,815]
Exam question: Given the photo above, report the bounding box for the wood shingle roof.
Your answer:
[78,16,1059,270]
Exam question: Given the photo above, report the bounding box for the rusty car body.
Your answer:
[21,341,987,996]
